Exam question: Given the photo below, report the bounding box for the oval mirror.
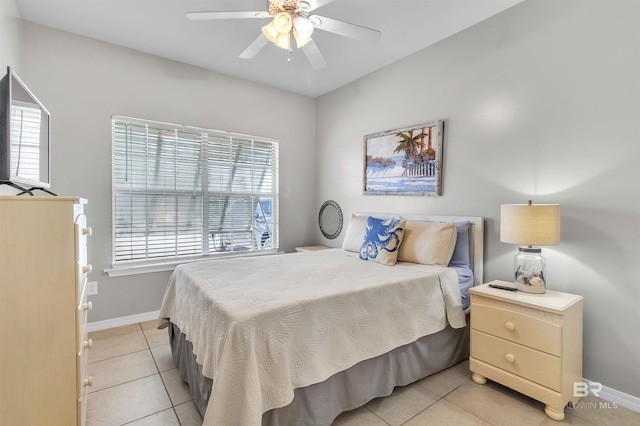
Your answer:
[318,200,343,240]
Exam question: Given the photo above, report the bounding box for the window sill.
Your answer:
[105,250,283,277]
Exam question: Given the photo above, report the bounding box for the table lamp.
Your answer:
[500,200,561,293]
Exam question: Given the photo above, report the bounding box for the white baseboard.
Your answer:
[88,310,160,332]
[583,378,640,413]
[87,312,640,414]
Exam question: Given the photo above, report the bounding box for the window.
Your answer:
[111,116,278,266]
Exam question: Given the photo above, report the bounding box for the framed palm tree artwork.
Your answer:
[363,120,444,196]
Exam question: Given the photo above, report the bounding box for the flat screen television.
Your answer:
[0,66,51,194]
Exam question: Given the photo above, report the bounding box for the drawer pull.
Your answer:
[83,339,93,349]
[83,376,94,387]
[505,353,515,363]
[82,301,93,311]
[82,226,93,236]
[504,322,515,331]
[83,264,93,274]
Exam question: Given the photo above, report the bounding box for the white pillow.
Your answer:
[341,214,368,252]
[397,221,457,266]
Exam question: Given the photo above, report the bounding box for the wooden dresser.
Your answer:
[469,281,583,421]
[0,197,93,426]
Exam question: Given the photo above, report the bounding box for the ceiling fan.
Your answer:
[186,0,381,69]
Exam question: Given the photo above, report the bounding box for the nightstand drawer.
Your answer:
[471,330,561,391]
[471,296,561,356]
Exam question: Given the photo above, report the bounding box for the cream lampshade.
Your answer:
[500,200,561,293]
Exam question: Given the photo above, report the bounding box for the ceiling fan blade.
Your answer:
[302,40,327,70]
[306,0,337,12]
[186,11,270,21]
[239,34,269,59]
[311,15,381,43]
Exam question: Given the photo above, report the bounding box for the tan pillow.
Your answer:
[341,214,368,252]
[397,221,457,266]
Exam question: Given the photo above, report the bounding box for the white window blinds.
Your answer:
[10,101,42,182]
[112,116,278,265]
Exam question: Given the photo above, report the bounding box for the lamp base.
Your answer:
[516,282,546,294]
[514,247,546,294]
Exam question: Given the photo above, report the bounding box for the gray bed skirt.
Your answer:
[169,315,470,425]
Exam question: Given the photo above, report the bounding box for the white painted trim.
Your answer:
[583,378,640,413]
[105,250,284,277]
[88,310,160,332]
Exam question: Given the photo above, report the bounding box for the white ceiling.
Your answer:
[15,0,524,98]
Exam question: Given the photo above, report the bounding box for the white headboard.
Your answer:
[355,213,484,286]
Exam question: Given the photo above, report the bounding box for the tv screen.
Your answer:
[0,67,51,191]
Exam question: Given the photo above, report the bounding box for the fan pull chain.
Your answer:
[288,48,292,63]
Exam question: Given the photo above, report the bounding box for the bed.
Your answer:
[159,213,484,425]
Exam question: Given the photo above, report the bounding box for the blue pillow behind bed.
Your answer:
[448,221,470,268]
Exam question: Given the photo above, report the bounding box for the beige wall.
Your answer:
[17,22,317,322]
[0,0,21,74]
[315,0,640,398]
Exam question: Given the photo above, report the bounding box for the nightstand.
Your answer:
[295,246,330,252]
[469,281,583,421]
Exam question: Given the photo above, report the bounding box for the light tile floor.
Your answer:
[87,322,640,426]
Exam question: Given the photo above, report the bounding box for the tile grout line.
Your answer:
[138,322,187,425]
[88,324,150,365]
[152,321,194,423]
[364,405,392,425]
[435,381,488,424]
[88,347,152,366]
[87,369,160,395]
[88,322,178,425]
[135,322,182,425]
[396,395,442,426]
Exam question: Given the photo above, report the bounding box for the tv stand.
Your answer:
[0,181,57,196]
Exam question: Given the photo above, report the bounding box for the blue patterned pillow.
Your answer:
[359,217,406,266]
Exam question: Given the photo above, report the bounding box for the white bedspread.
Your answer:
[159,249,466,426]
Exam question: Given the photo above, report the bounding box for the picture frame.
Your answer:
[363,120,444,196]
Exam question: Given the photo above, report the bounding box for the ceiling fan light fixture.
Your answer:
[262,21,279,43]
[293,16,314,48]
[273,12,292,33]
[292,29,310,48]
[275,31,291,50]
[188,0,381,67]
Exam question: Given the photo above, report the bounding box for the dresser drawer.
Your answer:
[471,330,561,391]
[76,288,92,426]
[76,322,90,395]
[77,349,91,426]
[76,278,92,353]
[74,214,90,263]
[76,261,92,302]
[471,296,562,356]
[77,311,91,358]
[74,209,92,426]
